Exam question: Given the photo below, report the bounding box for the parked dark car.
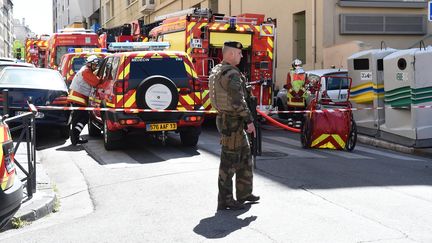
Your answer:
[0,121,22,229]
[0,67,70,138]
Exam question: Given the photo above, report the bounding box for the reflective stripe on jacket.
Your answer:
[68,65,99,105]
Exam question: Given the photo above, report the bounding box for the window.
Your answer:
[129,58,188,85]
[104,0,114,21]
[293,11,306,64]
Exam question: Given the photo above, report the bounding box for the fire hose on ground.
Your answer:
[257,109,301,133]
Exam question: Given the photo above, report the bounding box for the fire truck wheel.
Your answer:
[88,117,101,137]
[103,114,124,151]
[300,117,312,149]
[346,119,357,152]
[59,124,70,139]
[276,99,289,119]
[180,126,201,146]
[136,76,179,111]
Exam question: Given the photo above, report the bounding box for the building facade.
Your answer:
[13,18,34,42]
[53,0,90,31]
[100,0,432,88]
[0,0,13,57]
[79,0,101,32]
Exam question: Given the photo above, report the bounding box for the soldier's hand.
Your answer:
[246,122,256,138]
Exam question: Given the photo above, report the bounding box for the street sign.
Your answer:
[429,1,432,21]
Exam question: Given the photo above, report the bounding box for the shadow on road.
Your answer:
[193,205,257,239]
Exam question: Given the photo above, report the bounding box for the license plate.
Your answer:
[146,123,177,131]
[15,111,44,118]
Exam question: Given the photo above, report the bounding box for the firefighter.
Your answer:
[67,55,101,145]
[285,58,307,127]
[209,41,260,210]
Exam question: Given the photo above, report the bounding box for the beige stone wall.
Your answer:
[102,0,431,89]
[102,0,143,28]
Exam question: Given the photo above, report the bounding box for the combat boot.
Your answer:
[217,200,245,210]
[238,194,260,204]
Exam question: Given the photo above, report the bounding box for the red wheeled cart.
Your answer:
[300,75,357,151]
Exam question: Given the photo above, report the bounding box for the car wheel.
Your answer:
[88,117,101,137]
[59,124,70,139]
[345,119,357,152]
[277,99,289,119]
[180,126,201,146]
[136,75,179,110]
[103,114,123,151]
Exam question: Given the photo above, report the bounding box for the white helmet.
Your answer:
[86,55,99,64]
[292,58,302,68]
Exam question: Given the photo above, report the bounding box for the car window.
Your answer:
[71,57,86,72]
[0,69,67,90]
[103,57,114,80]
[97,57,108,78]
[325,73,349,90]
[129,58,188,84]
[111,56,120,80]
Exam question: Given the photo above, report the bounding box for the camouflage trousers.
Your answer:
[218,129,253,204]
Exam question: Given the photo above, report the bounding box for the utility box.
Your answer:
[347,48,397,136]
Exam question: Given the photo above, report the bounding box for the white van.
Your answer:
[306,69,349,102]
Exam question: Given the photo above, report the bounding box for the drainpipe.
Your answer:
[312,0,317,69]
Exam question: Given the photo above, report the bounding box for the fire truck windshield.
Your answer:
[55,45,98,66]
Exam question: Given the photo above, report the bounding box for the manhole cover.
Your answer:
[260,152,288,158]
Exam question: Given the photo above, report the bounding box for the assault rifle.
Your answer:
[247,93,261,169]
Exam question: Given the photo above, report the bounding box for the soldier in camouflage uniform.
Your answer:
[209,41,260,210]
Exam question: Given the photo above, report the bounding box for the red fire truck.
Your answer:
[148,8,277,111]
[45,28,100,70]
[25,35,49,67]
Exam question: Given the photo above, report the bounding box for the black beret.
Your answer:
[224,41,243,50]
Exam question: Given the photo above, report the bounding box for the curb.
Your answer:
[357,135,415,154]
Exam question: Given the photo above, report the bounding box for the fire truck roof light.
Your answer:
[68,48,108,53]
[108,42,170,51]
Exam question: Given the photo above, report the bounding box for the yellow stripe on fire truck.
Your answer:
[202,90,212,110]
[184,62,197,78]
[124,93,135,108]
[267,38,274,60]
[119,63,131,79]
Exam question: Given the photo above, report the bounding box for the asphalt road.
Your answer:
[0,122,431,243]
